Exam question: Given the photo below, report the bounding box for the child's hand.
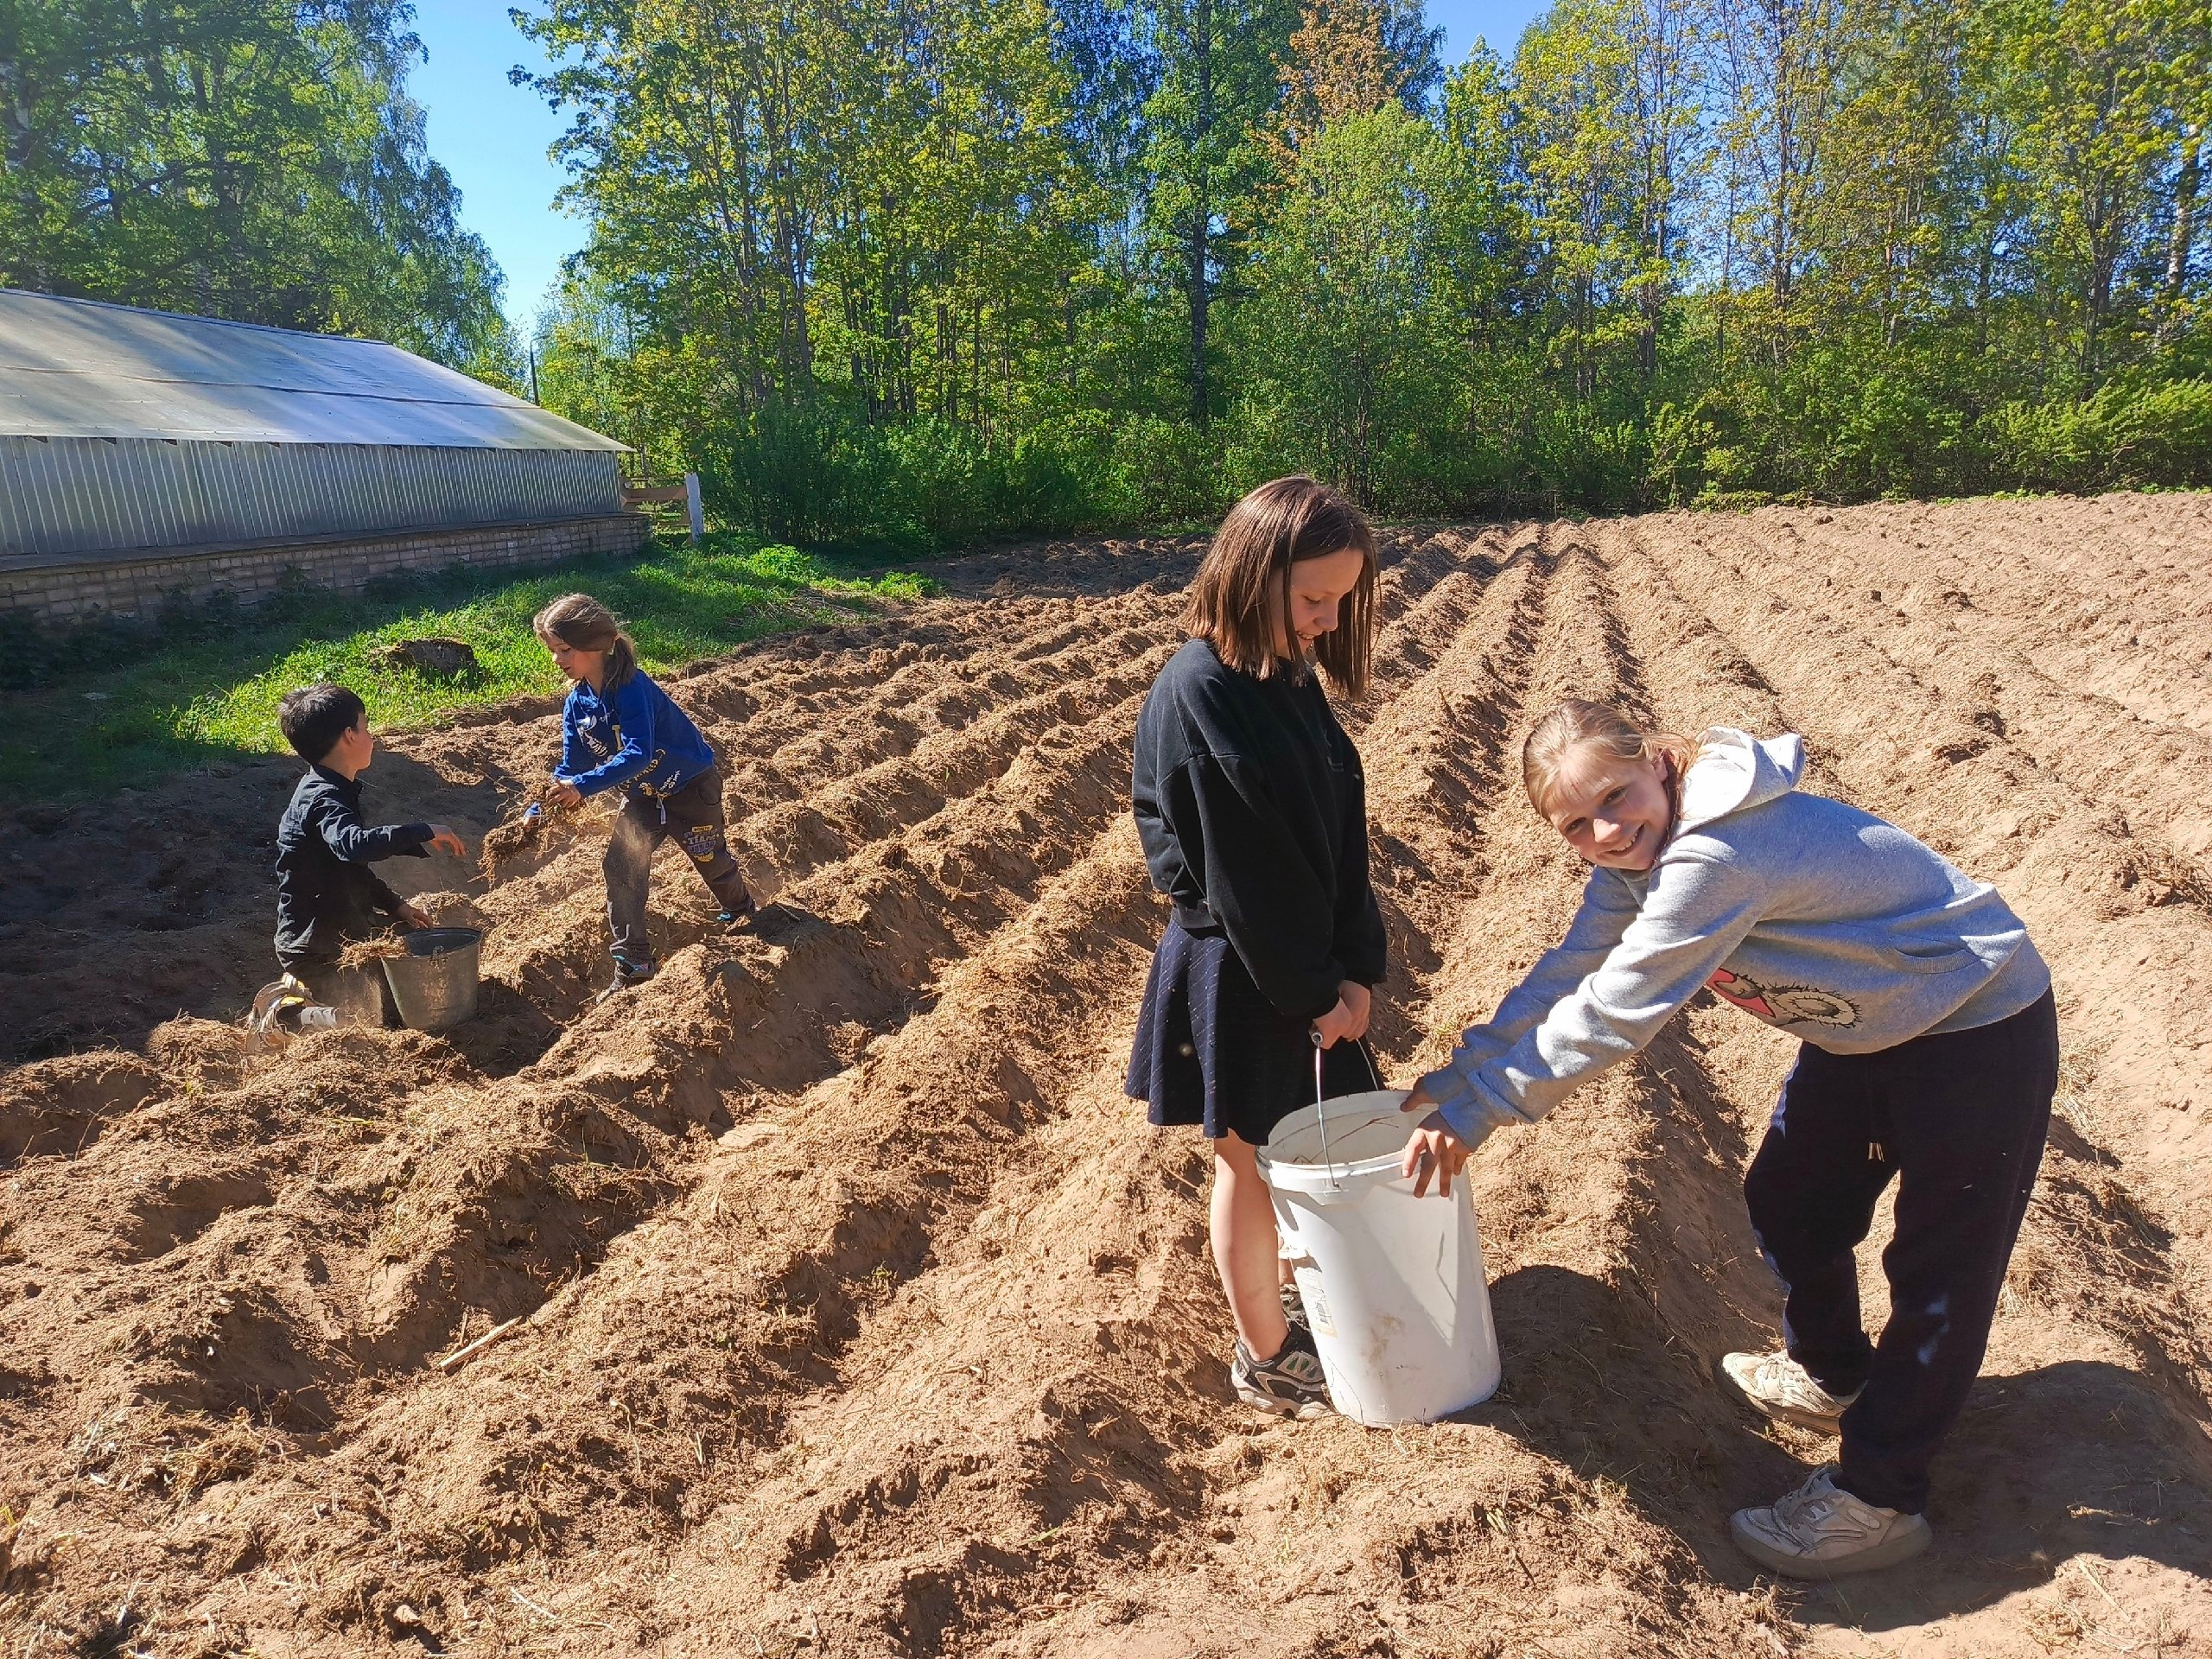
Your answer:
[1336,979,1371,1040]
[1312,999,1357,1049]
[425,823,466,857]
[397,902,433,930]
[1398,1104,1485,1198]
[548,780,584,810]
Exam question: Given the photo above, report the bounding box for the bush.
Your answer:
[1986,378,2212,493]
[702,403,1226,546]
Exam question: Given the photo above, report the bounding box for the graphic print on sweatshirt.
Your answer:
[1706,966,1859,1029]
[576,714,620,763]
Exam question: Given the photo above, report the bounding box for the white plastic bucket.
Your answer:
[1258,1088,1501,1426]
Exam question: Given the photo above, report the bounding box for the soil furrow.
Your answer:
[9,504,2212,1659]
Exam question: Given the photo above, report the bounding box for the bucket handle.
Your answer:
[1308,1031,1339,1190]
[1306,1031,1384,1193]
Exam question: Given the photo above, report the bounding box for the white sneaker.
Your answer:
[1718,1350,1862,1432]
[1731,1468,1931,1579]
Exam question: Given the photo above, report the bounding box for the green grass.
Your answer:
[7,533,938,804]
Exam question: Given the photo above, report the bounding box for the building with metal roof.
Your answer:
[0,289,645,620]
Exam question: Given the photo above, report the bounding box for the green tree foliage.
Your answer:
[517,0,2206,536]
[0,2,516,378]
[32,0,2196,531]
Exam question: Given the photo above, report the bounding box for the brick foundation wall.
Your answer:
[1,512,653,624]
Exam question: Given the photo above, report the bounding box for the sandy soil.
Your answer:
[3,498,2210,1658]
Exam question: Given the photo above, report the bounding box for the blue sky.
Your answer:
[409,1,1549,332]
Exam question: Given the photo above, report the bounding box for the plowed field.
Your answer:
[5,495,2211,1659]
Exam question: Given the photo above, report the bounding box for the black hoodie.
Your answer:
[1130,639,1387,1021]
[273,766,432,968]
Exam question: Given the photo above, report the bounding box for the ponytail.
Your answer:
[533,593,639,694]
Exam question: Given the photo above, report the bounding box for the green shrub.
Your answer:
[1985,378,2212,493]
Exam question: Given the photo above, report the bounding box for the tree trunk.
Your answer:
[1187,0,1215,427]
[2163,124,2202,342]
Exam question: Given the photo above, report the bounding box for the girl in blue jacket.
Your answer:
[537,593,757,996]
[1400,700,2056,1581]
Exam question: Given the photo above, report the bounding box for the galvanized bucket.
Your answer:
[380,927,482,1032]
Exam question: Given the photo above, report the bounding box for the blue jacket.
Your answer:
[555,670,716,801]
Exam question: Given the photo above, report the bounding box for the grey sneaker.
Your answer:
[1731,1467,1931,1579]
[1719,1351,1862,1432]
[1231,1326,1332,1421]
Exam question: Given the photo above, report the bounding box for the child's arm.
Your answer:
[1173,753,1351,1022]
[1419,868,1638,1100]
[314,796,434,864]
[1333,765,1388,990]
[557,678,666,798]
[1420,853,1768,1142]
[552,690,593,786]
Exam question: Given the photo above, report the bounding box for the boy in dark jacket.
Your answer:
[250,683,465,1036]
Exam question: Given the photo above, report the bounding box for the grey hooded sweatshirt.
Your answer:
[1418,728,2050,1142]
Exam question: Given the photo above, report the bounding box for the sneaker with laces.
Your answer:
[598,957,658,1003]
[717,903,758,932]
[1231,1325,1333,1421]
[249,976,333,1044]
[1718,1350,1863,1432]
[249,978,302,1043]
[1731,1467,1930,1579]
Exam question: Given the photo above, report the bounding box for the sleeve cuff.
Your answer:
[1418,1059,1529,1144]
[1287,959,1349,1024]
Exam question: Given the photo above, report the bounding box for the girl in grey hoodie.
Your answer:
[1401,701,2057,1581]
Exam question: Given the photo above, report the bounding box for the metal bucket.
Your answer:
[380,927,482,1032]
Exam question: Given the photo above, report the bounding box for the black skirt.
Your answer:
[1125,920,1383,1146]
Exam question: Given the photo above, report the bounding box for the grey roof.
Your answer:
[0,288,625,450]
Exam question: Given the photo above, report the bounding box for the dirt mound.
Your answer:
[4,508,2212,1657]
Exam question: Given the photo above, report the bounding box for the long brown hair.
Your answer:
[1522,700,1701,817]
[533,592,639,694]
[1181,475,1379,697]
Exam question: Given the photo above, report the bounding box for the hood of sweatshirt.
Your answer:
[1675,728,1805,836]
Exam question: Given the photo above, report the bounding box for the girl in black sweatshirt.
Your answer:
[1126,476,1388,1420]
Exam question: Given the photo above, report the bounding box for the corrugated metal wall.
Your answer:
[0,438,623,562]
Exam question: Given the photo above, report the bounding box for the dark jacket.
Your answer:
[1131,638,1387,1021]
[273,766,432,968]
[554,670,716,801]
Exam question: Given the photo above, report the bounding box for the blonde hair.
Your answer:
[1522,700,1700,816]
[533,592,639,693]
[1181,475,1379,697]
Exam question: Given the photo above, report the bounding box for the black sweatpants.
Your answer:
[1744,988,2057,1516]
[604,763,754,967]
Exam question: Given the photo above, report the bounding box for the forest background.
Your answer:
[4,0,2209,547]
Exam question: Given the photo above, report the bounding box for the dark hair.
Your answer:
[1180,475,1378,696]
[278,683,366,763]
[533,592,639,693]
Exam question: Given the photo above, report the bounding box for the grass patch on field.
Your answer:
[7,534,937,804]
